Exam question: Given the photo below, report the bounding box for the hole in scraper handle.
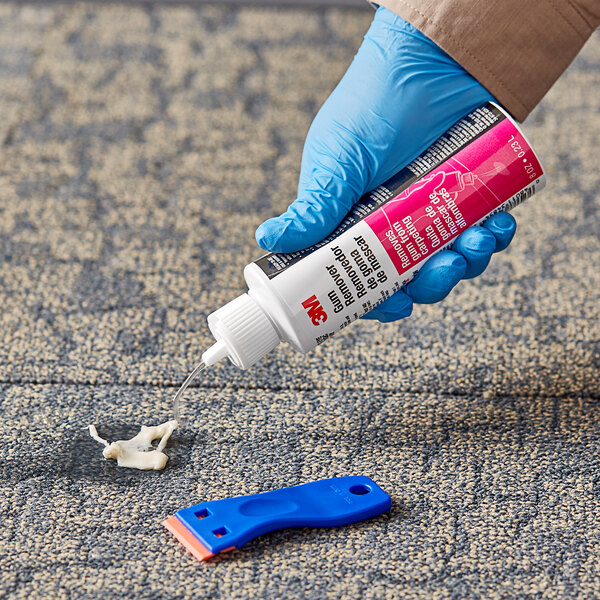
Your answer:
[213,526,229,538]
[349,484,371,495]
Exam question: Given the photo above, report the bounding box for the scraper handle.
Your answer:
[173,476,391,555]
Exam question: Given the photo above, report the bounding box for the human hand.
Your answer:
[255,7,516,322]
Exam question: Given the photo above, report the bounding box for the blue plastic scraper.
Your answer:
[163,476,392,561]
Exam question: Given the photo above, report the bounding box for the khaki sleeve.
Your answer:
[375,0,600,121]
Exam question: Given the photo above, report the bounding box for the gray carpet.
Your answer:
[19,0,369,6]
[0,3,599,599]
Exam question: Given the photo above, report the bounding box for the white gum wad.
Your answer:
[88,420,178,470]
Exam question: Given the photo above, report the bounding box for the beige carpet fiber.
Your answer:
[0,3,599,599]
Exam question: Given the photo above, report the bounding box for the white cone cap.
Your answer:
[202,293,280,369]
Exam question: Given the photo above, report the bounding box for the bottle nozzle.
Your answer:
[202,339,230,366]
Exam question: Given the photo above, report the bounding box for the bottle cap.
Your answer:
[202,293,280,369]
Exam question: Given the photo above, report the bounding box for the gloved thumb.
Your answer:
[255,139,366,254]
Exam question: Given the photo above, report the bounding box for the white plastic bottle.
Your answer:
[202,103,545,369]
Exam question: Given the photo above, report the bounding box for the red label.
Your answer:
[364,118,543,280]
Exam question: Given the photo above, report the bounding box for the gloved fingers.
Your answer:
[451,226,497,280]
[406,213,516,304]
[405,250,466,304]
[483,211,517,252]
[362,289,413,323]
[452,214,516,280]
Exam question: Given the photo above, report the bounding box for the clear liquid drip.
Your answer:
[172,361,206,424]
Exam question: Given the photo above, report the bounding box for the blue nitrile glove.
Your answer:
[255,7,517,323]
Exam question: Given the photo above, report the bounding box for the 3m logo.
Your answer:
[302,295,328,326]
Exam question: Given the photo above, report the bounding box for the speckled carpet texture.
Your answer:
[0,3,599,599]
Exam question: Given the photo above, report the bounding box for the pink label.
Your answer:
[364,117,543,281]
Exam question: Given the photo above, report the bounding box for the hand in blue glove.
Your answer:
[256,7,517,322]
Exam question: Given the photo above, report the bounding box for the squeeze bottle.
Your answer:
[202,103,545,369]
